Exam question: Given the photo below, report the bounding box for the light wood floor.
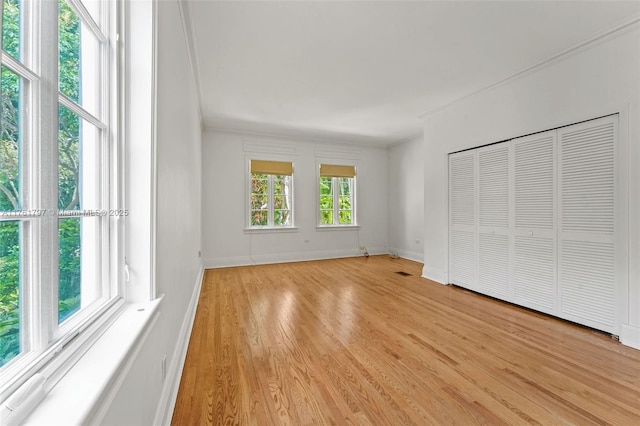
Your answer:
[172,256,640,425]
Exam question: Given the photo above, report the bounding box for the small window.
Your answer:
[249,160,293,228]
[319,164,356,226]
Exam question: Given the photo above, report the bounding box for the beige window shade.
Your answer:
[319,164,356,178]
[251,160,293,176]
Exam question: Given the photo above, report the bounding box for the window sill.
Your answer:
[21,297,163,425]
[244,226,299,234]
[316,225,360,231]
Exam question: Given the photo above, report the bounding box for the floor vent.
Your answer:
[395,271,411,277]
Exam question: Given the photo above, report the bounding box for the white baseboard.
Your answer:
[388,247,423,263]
[153,264,205,426]
[421,265,448,285]
[204,255,254,268]
[620,324,640,350]
[204,246,388,269]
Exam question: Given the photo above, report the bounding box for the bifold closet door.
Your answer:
[449,151,476,290]
[558,116,617,333]
[477,144,510,299]
[512,131,557,315]
[448,115,620,333]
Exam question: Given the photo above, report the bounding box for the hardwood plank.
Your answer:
[172,256,640,425]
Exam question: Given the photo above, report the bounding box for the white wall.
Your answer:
[202,132,388,267]
[388,136,424,262]
[102,0,203,423]
[422,25,640,348]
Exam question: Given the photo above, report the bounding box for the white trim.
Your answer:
[620,324,640,350]
[387,132,423,147]
[0,52,40,81]
[0,0,122,407]
[22,298,163,425]
[67,0,107,43]
[205,128,391,150]
[204,246,387,269]
[177,0,205,131]
[245,157,296,229]
[421,265,448,285]
[149,0,159,301]
[316,158,358,227]
[315,225,361,231]
[244,226,299,234]
[243,140,298,156]
[58,92,106,130]
[419,15,640,120]
[388,247,423,263]
[314,145,361,160]
[153,265,204,426]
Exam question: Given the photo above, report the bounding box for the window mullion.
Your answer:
[351,178,355,225]
[36,0,60,345]
[268,174,274,227]
[333,177,339,225]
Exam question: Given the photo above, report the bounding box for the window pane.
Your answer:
[59,0,101,117]
[1,66,22,210]
[320,195,333,210]
[339,196,351,211]
[274,195,288,210]
[2,0,20,60]
[319,176,333,195]
[58,215,101,323]
[58,104,100,211]
[339,178,352,196]
[339,210,352,225]
[59,216,103,323]
[58,217,80,322]
[0,66,21,360]
[273,175,290,195]
[251,174,268,195]
[0,220,20,366]
[251,210,268,226]
[320,210,333,225]
[274,210,290,226]
[250,194,268,211]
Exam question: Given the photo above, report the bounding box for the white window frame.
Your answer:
[316,161,358,228]
[245,158,296,232]
[0,0,124,413]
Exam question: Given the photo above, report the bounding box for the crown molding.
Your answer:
[177,0,205,132]
[204,127,393,150]
[387,132,423,147]
[419,14,640,121]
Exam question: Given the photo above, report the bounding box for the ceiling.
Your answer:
[186,1,639,147]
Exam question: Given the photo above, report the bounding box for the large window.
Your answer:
[249,160,293,228]
[0,0,119,400]
[319,164,356,226]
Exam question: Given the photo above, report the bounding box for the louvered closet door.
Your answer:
[512,131,557,315]
[449,151,476,289]
[558,116,617,333]
[477,143,510,298]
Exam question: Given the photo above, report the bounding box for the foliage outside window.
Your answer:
[319,164,356,226]
[250,160,293,227]
[0,0,118,392]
